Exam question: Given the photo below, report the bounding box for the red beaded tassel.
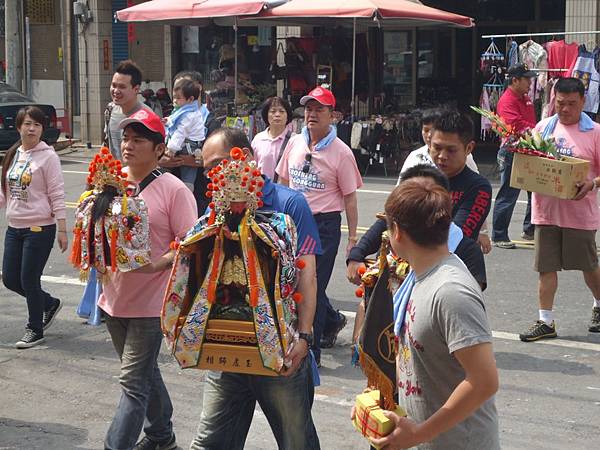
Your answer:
[70,227,82,267]
[110,228,118,272]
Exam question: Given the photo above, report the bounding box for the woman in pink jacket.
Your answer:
[0,106,68,348]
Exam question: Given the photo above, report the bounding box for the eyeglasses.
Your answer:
[302,153,312,173]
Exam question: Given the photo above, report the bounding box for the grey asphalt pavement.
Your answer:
[1,150,600,449]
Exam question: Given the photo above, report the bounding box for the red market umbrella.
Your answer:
[251,0,474,108]
[116,0,287,105]
[115,0,270,23]
[254,0,474,28]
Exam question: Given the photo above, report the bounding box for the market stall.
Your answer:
[247,0,474,173]
[117,0,475,173]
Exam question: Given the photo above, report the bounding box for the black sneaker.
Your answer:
[43,298,62,331]
[320,311,347,349]
[521,231,534,241]
[589,307,600,332]
[519,320,557,342]
[134,434,177,450]
[15,329,45,349]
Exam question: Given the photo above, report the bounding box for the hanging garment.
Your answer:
[542,78,557,120]
[519,39,549,101]
[479,88,492,139]
[546,40,579,78]
[572,46,600,114]
[508,40,519,67]
[351,122,363,150]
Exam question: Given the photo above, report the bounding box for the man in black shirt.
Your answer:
[429,110,492,241]
[347,164,487,290]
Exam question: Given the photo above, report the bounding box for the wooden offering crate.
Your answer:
[198,319,278,377]
[510,153,590,199]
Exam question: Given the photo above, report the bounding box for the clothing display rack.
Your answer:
[481,30,600,39]
[477,29,600,133]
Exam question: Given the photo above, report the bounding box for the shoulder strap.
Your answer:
[273,130,293,183]
[103,103,115,148]
[136,168,164,195]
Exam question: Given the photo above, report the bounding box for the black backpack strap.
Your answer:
[136,168,164,195]
[103,103,114,148]
[272,130,292,183]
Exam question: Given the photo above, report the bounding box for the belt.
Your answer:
[313,211,341,219]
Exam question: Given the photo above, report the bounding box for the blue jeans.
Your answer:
[492,147,534,242]
[2,225,57,333]
[312,212,343,361]
[189,357,320,450]
[179,165,198,189]
[104,315,174,450]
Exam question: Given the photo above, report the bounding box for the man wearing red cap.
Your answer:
[276,87,363,366]
[98,109,198,450]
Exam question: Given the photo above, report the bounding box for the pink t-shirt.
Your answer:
[98,173,198,317]
[532,118,600,230]
[276,134,363,214]
[251,125,293,179]
[0,142,66,228]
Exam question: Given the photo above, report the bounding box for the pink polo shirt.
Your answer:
[276,134,363,214]
[251,125,293,179]
[98,173,198,318]
[532,118,600,230]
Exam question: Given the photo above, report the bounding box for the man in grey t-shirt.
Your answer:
[104,60,151,159]
[370,177,499,450]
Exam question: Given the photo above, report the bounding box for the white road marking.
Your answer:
[490,330,600,352]
[357,189,394,195]
[35,276,600,353]
[60,157,91,164]
[314,394,354,407]
[339,310,600,353]
[63,170,88,175]
[41,274,85,286]
[357,188,528,205]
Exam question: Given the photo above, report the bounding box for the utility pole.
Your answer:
[5,0,24,90]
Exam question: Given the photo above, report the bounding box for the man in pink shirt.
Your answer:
[98,109,197,450]
[520,78,600,342]
[492,64,537,249]
[276,87,363,366]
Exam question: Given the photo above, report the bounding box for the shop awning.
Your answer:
[115,0,276,23]
[250,0,474,28]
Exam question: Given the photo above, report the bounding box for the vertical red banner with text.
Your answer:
[103,40,110,70]
[127,1,136,42]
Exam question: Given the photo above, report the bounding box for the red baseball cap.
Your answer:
[300,86,336,109]
[119,108,166,139]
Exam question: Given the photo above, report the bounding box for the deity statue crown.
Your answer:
[86,146,128,193]
[205,147,265,220]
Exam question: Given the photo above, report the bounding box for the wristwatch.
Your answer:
[298,333,313,347]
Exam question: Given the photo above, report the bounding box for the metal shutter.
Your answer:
[112,0,129,68]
